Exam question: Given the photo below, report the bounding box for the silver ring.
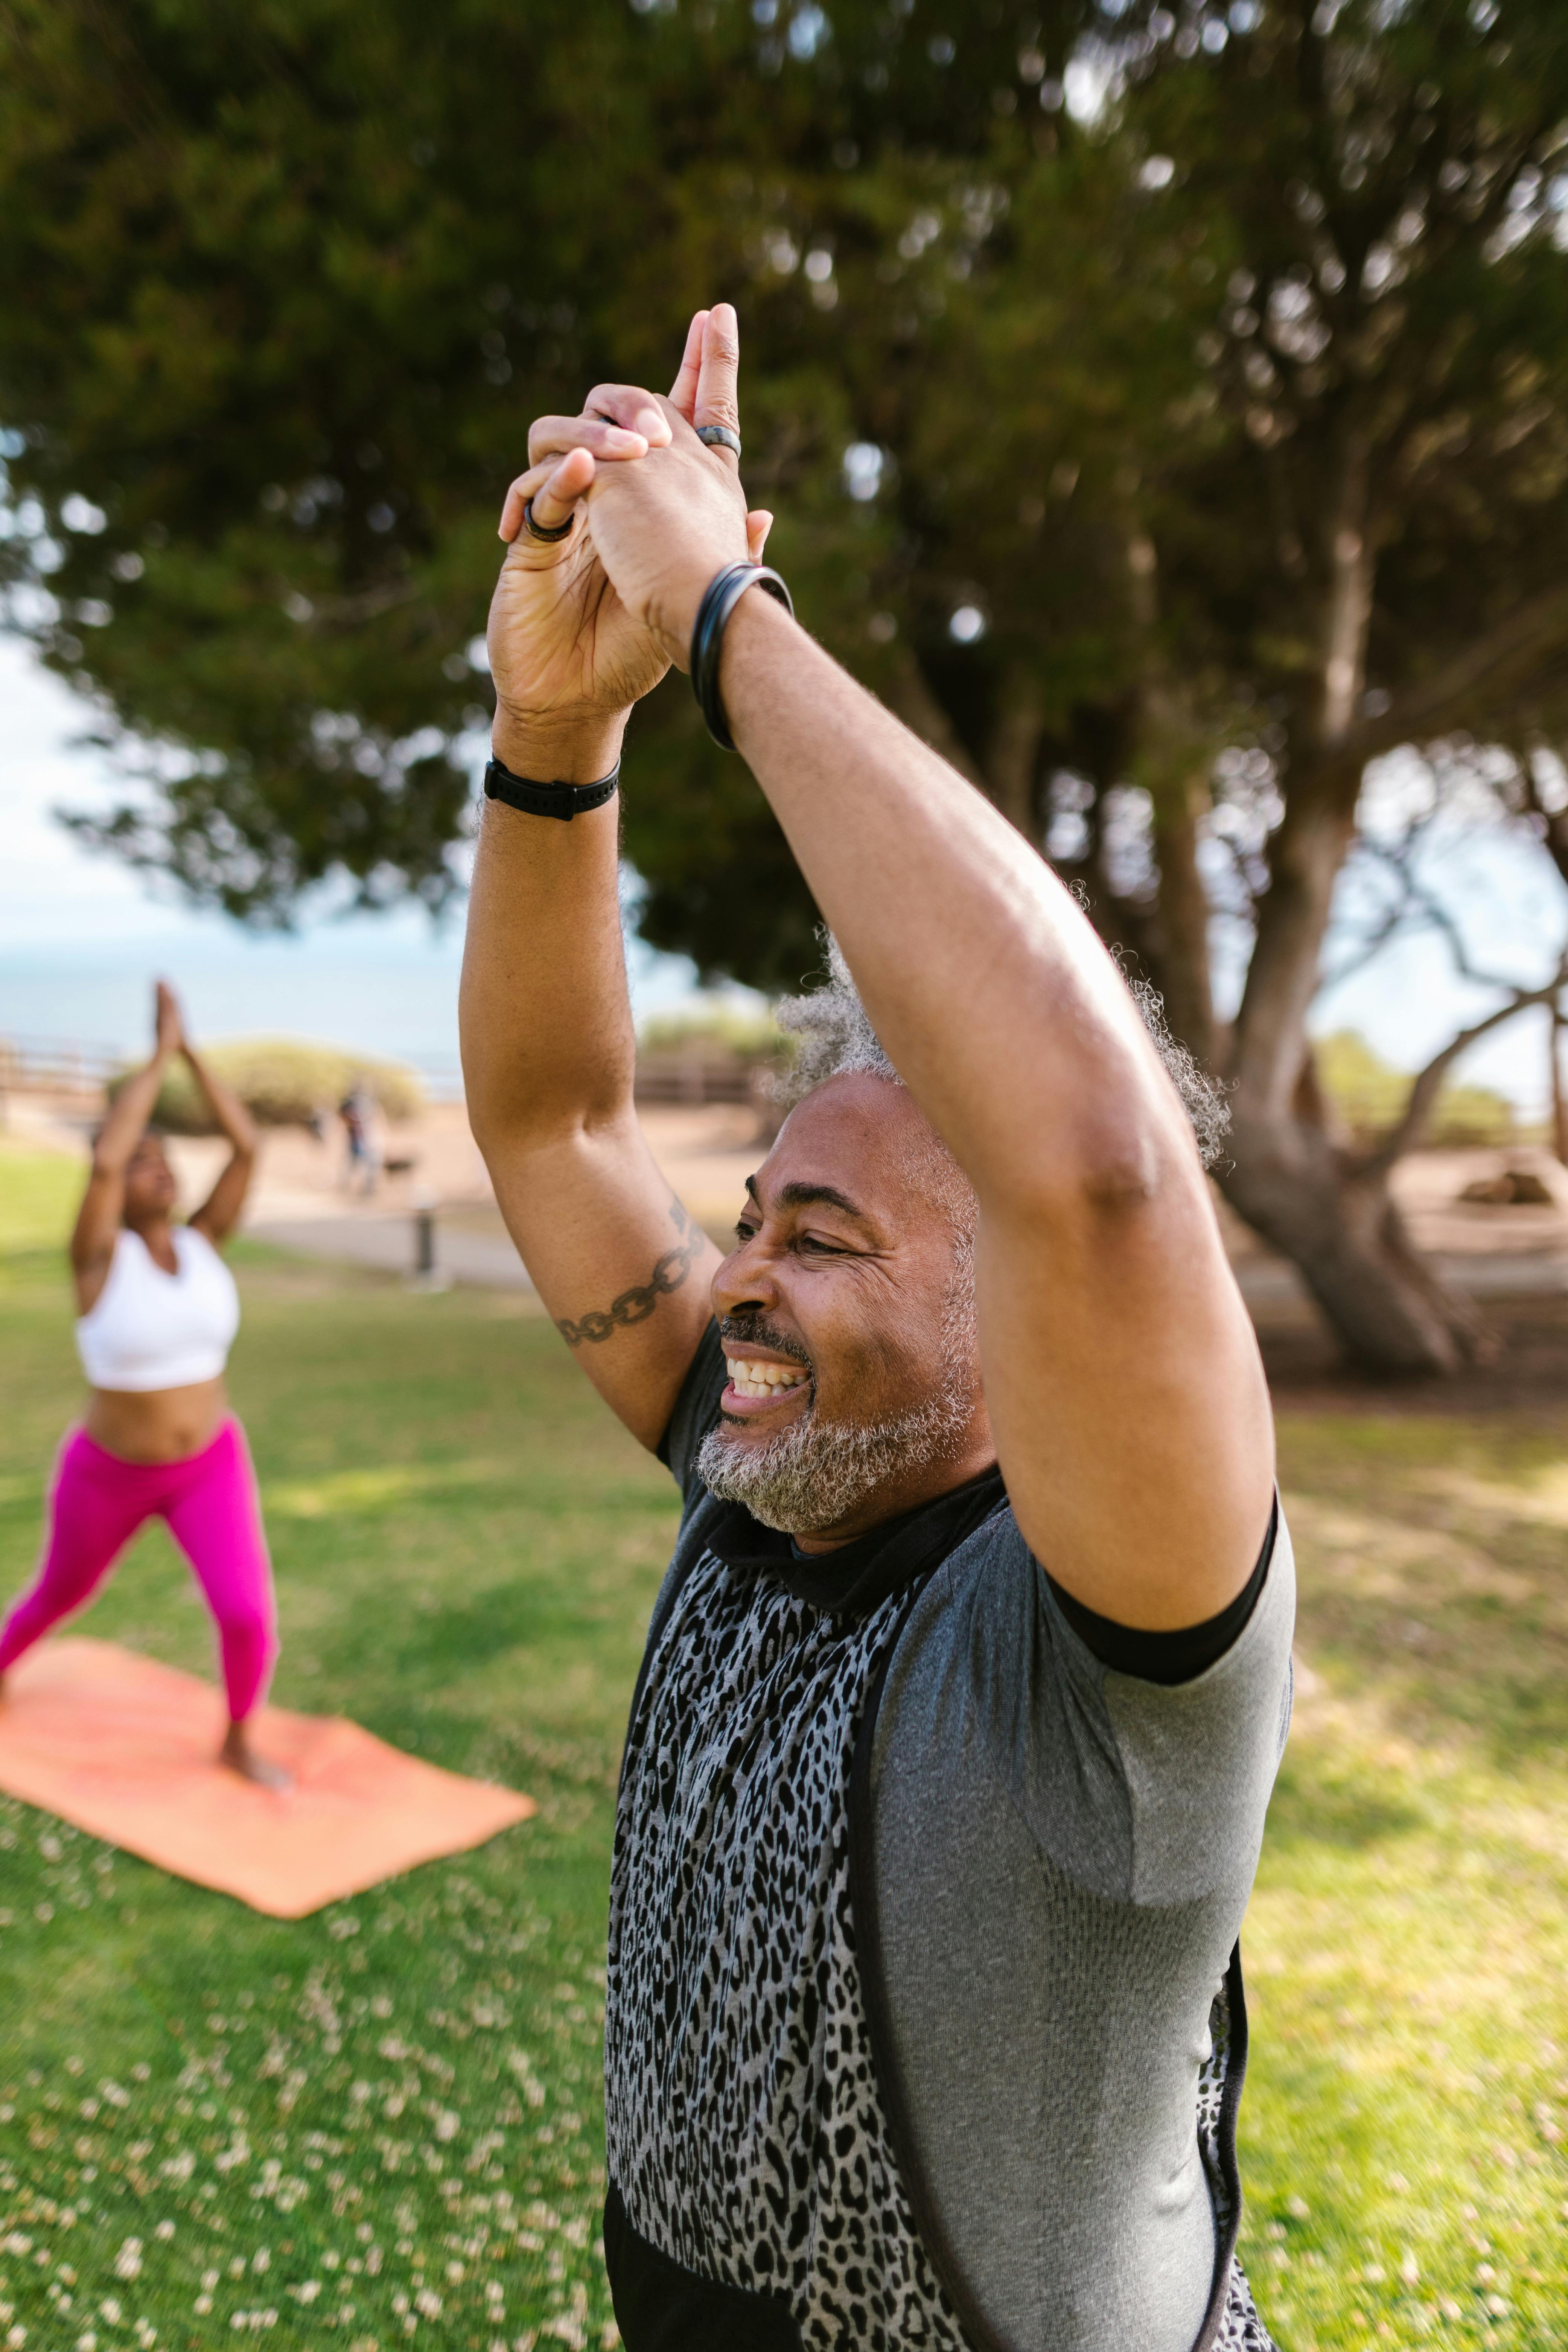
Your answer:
[696,425,742,460]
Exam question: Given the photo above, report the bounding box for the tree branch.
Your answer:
[1292,583,1568,811]
[1355,962,1568,1176]
[1522,760,1568,895]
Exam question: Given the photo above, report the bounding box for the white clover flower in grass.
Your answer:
[113,2238,143,2279]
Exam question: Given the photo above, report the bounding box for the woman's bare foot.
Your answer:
[218,1718,291,1790]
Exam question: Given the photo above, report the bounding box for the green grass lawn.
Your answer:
[0,1142,1565,2351]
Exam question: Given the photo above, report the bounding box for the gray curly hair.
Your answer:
[773,934,1229,1172]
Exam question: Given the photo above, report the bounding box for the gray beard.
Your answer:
[695,1369,973,1538]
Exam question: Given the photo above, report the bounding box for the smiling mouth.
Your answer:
[723,1355,811,1404]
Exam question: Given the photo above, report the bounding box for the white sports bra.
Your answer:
[76,1225,241,1393]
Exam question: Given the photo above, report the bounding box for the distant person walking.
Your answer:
[0,983,286,1786]
[338,1081,383,1197]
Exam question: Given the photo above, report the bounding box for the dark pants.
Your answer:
[603,2183,803,2352]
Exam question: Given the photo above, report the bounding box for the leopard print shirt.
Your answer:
[604,1546,1277,2352]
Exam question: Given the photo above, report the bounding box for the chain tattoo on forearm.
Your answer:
[556,1197,705,1347]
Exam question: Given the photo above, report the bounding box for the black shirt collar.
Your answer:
[704,1463,1008,1619]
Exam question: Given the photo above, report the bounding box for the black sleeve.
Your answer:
[1043,1498,1279,1687]
[655,1318,728,1503]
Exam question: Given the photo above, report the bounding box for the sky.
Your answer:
[0,640,710,1090]
[1,636,1564,1111]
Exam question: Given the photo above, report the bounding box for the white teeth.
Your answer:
[725,1355,808,1400]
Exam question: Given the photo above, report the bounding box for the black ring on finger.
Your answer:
[696,425,742,460]
[523,495,575,543]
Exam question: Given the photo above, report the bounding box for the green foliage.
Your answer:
[2,0,1567,1012]
[0,0,1079,948]
[1315,1029,1516,1149]
[108,1039,423,1134]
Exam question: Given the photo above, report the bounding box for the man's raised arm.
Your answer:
[460,311,770,1448]
[581,388,1275,1621]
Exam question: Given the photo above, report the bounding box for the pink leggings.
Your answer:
[0,1419,277,1722]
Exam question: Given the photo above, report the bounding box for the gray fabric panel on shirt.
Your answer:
[870,1512,1295,2352]
[1101,1515,1296,1906]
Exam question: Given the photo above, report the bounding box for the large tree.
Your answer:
[836,0,1568,1371]
[3,0,1568,1370]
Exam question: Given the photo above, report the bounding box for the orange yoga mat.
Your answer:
[0,1638,535,1918]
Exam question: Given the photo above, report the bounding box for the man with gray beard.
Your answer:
[461,306,1289,2352]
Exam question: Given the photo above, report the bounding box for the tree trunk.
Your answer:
[1148,766,1216,1070]
[1553,1011,1568,1170]
[1120,510,1217,1066]
[986,699,1044,839]
[879,653,986,789]
[1222,1092,1497,1375]
[1221,787,1497,1372]
[1215,437,1496,1375]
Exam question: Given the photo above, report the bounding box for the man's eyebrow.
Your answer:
[740,1174,878,1227]
[778,1180,876,1222]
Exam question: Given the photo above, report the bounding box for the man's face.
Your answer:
[123,1135,177,1223]
[701,1075,990,1544]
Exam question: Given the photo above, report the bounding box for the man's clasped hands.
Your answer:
[485,302,774,777]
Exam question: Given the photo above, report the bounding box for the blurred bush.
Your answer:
[1315,1032,1515,1151]
[635,1001,787,1114]
[637,1003,784,1067]
[113,1040,423,1135]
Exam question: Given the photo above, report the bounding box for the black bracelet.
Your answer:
[483,755,620,821]
[689,562,794,751]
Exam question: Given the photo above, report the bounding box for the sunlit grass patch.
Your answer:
[0,1140,81,1288]
[1238,1417,1568,2349]
[266,1463,512,1521]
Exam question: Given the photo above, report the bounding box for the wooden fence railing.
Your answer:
[632,1058,771,1107]
[0,1035,121,1097]
[0,1035,774,1111]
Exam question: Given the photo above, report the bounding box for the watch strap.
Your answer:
[483,756,620,821]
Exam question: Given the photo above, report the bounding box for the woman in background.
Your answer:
[0,982,286,1786]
